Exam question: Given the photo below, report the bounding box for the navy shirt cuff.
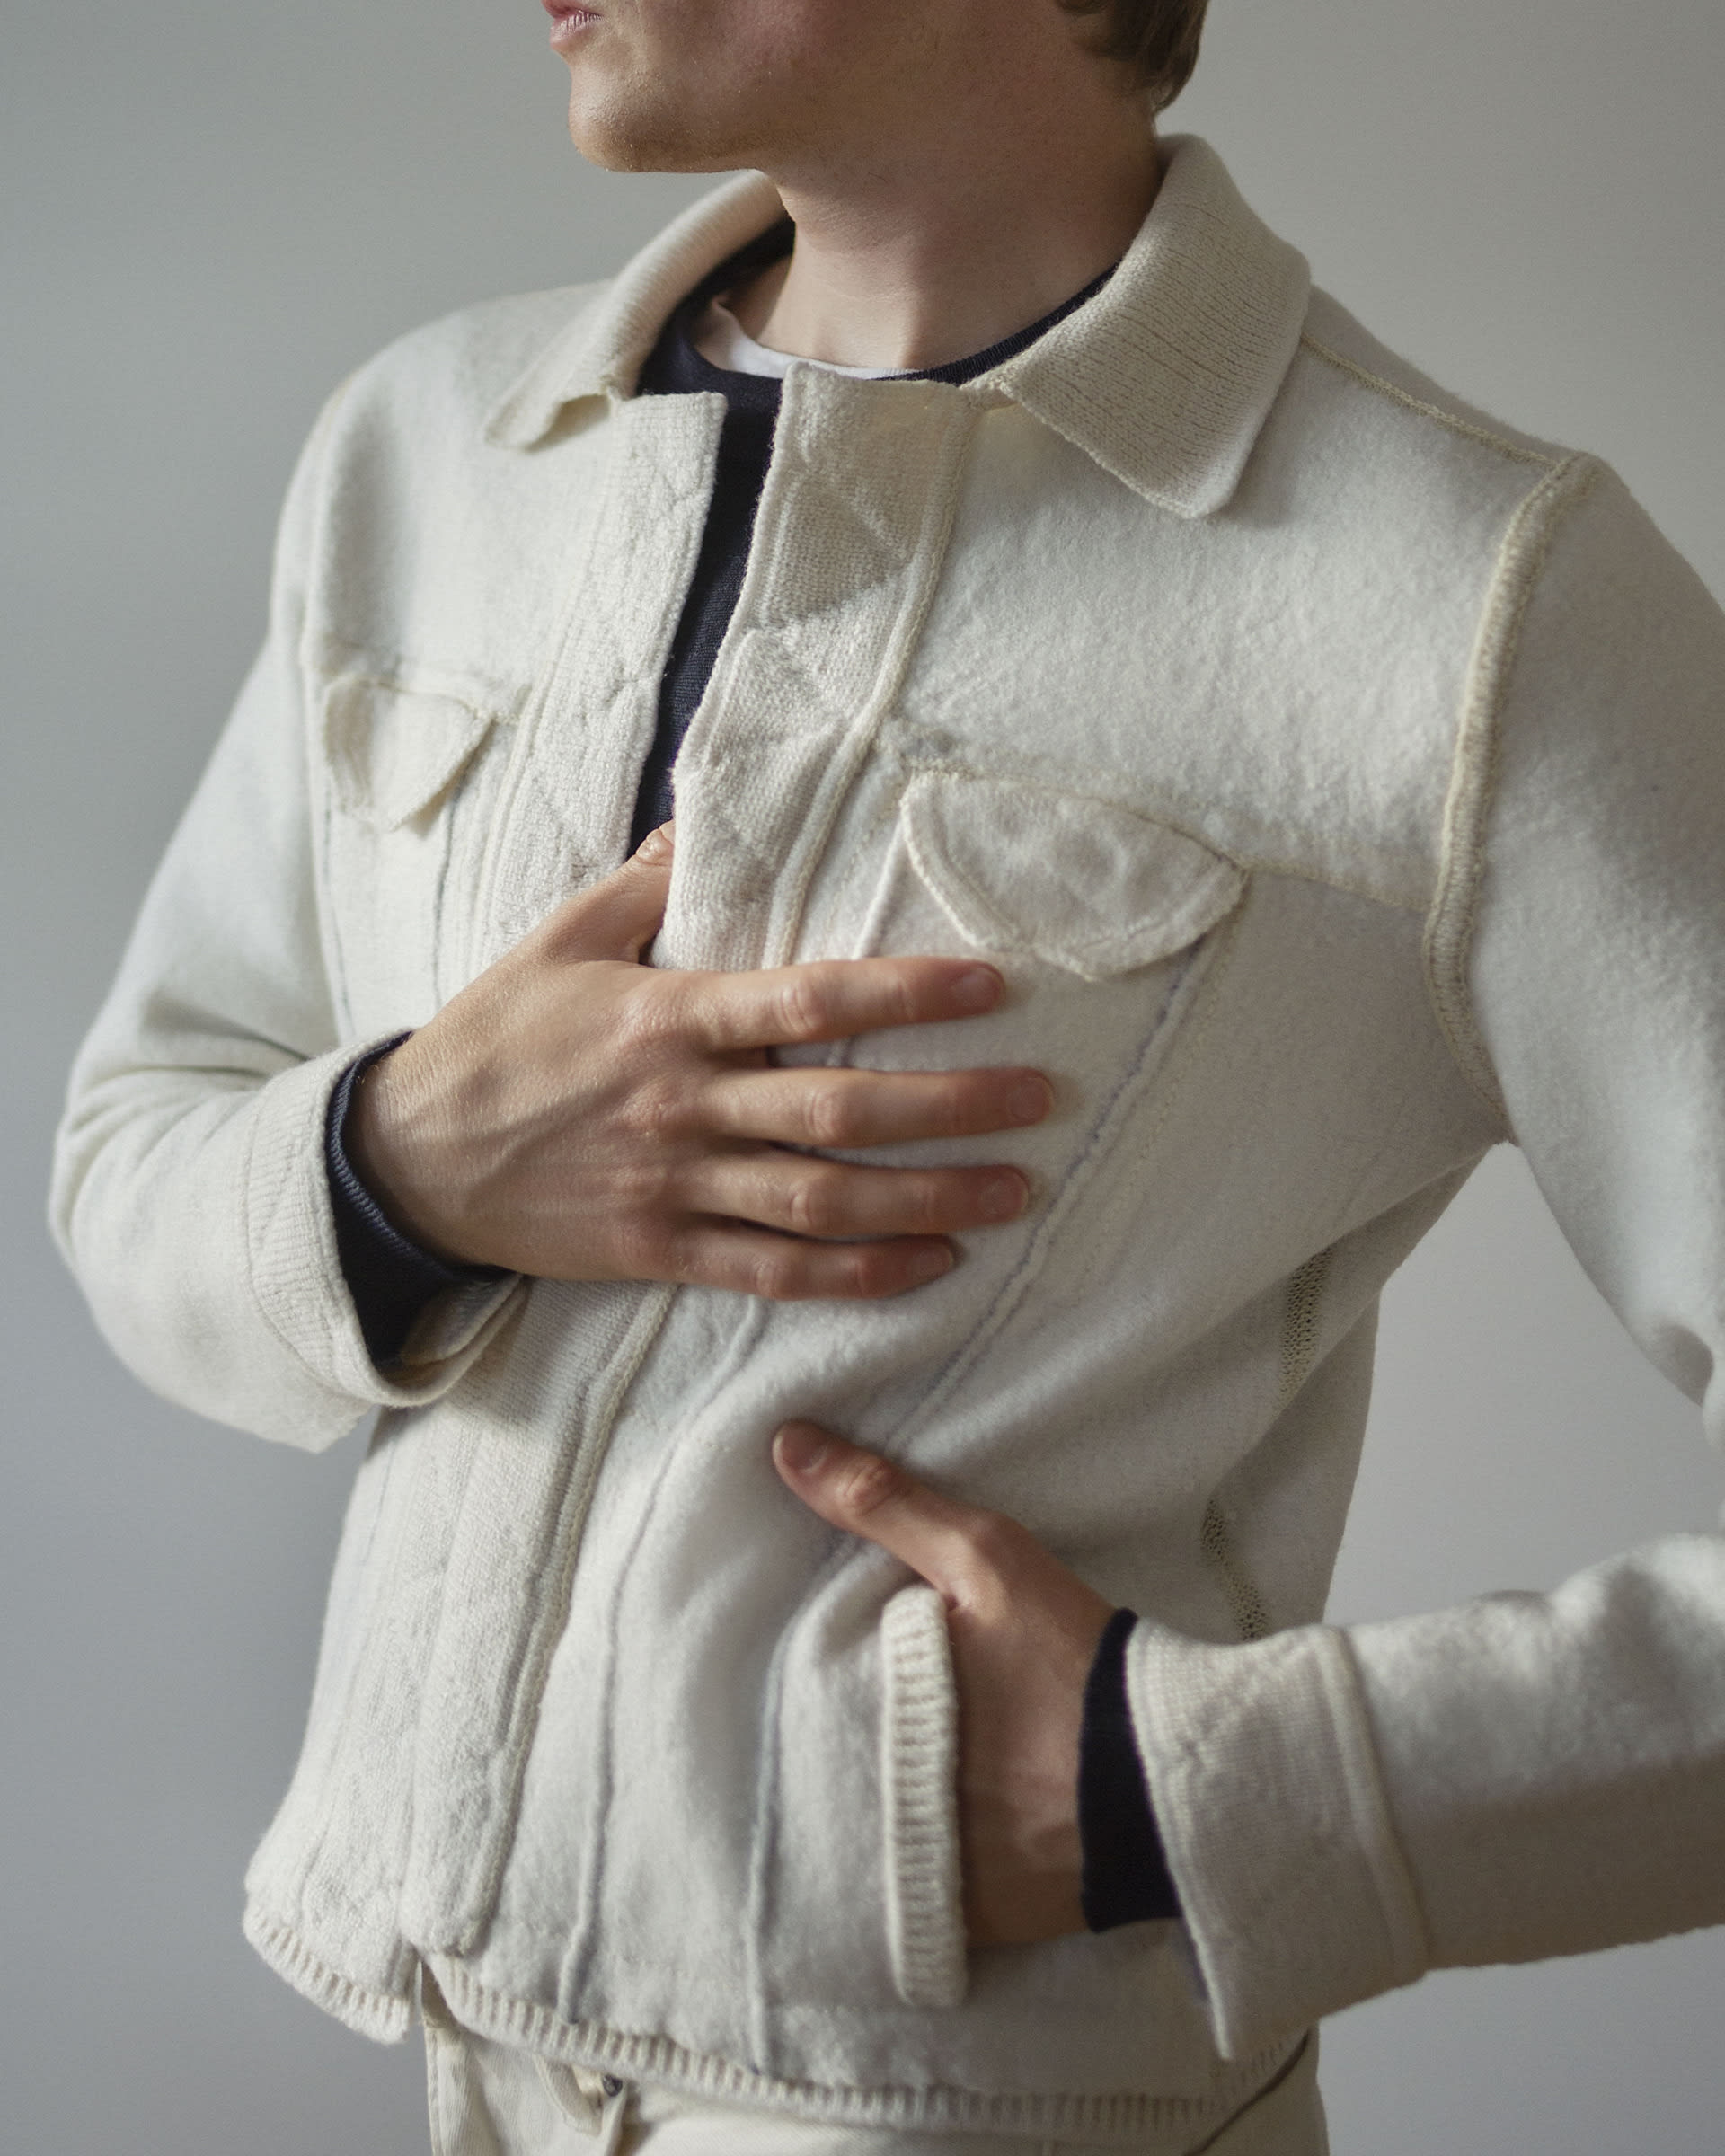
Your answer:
[1079,1607,1181,1931]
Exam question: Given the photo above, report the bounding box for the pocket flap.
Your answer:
[323,677,496,833]
[902,771,1244,981]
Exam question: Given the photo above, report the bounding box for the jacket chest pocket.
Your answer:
[319,675,509,1037]
[828,769,1245,1184]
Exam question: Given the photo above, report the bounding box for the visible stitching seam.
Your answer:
[1300,336,1560,470]
[1276,1246,1334,1416]
[1320,1633,1433,1984]
[1201,1247,1334,1644]
[1199,1503,1272,1645]
[889,901,1245,1445]
[451,1285,678,1957]
[1422,454,1603,1126]
[906,794,1236,968]
[760,397,978,972]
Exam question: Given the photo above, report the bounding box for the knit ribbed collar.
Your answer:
[485,136,1311,520]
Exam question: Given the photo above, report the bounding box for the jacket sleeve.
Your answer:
[1120,460,1725,2058]
[49,390,523,1452]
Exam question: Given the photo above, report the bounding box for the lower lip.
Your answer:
[545,4,600,47]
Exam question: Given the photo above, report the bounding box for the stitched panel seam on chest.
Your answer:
[477,396,726,965]
[668,375,980,975]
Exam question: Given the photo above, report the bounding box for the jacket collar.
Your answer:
[485,137,1311,520]
[484,172,785,446]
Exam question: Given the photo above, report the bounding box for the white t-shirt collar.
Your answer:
[691,295,915,382]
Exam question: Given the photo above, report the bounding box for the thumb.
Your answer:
[539,821,675,962]
[774,1421,992,1604]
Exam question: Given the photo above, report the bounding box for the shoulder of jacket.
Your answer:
[1290,287,1573,482]
[1175,289,1607,925]
[325,279,614,436]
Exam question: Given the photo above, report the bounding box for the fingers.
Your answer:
[704,1063,1053,1149]
[684,954,1010,1053]
[775,1425,1112,1956]
[687,1152,1029,1240]
[773,1424,1022,1604]
[650,1225,958,1302]
[535,823,676,962]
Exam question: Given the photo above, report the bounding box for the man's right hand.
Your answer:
[345,824,1053,1300]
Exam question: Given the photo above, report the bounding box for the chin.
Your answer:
[566,84,757,175]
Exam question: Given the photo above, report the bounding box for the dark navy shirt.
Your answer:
[628,219,1113,849]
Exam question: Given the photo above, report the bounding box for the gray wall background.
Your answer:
[5,1,1723,2149]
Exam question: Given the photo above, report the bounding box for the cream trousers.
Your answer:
[422,2002,1326,2156]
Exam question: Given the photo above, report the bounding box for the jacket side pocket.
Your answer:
[880,1584,968,2010]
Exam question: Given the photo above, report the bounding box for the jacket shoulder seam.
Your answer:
[1299,334,1560,472]
[1422,452,1606,1127]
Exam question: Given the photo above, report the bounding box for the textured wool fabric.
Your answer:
[50,136,1725,2134]
[316,253,1164,1900]
[323,248,1119,1364]
[629,233,1113,848]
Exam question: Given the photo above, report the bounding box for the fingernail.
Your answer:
[776,1424,828,1473]
[951,967,999,1012]
[980,1171,1027,1221]
[635,823,674,865]
[910,1245,955,1283]
[1010,1076,1051,1124]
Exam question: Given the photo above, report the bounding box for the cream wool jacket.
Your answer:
[52,138,1725,2143]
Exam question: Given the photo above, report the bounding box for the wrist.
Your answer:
[342,1038,475,1268]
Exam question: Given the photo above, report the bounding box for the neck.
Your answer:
[732,94,1162,373]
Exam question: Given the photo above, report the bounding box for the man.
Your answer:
[50,0,1725,2151]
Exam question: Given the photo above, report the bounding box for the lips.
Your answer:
[543,1,598,21]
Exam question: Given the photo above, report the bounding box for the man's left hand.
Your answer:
[773,1421,1113,1946]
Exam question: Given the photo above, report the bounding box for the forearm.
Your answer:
[1126,1535,1725,2058]
[56,1008,520,1446]
[53,389,521,1440]
[1126,464,1725,2060]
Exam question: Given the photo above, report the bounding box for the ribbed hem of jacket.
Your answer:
[1126,1619,1431,2061]
[426,1956,1305,2147]
[241,1895,1303,2145]
[243,1903,415,2044]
